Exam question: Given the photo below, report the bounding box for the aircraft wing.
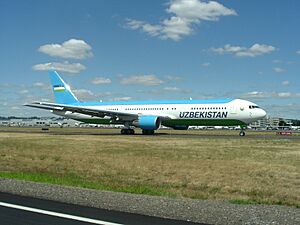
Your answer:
[25,102,138,120]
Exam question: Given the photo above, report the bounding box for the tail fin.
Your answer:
[49,71,79,104]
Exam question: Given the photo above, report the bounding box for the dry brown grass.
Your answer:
[0,127,299,207]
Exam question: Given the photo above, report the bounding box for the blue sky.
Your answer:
[0,0,299,119]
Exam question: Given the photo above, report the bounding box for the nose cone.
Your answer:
[259,109,267,119]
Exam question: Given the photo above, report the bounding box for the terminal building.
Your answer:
[250,116,299,130]
[1,116,299,130]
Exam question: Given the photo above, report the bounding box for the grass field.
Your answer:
[0,127,299,207]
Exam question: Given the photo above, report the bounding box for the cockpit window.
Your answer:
[249,105,260,109]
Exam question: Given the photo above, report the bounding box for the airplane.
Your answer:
[25,71,267,136]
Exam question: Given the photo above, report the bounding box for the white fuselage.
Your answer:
[53,99,266,126]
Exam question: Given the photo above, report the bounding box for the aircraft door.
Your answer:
[229,105,237,114]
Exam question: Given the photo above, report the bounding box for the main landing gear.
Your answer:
[120,128,135,135]
[142,130,155,135]
[120,129,156,135]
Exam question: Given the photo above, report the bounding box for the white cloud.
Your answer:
[120,75,164,86]
[91,77,112,84]
[211,44,276,57]
[237,44,275,57]
[163,86,181,92]
[167,0,237,21]
[112,97,132,101]
[163,86,191,93]
[243,91,298,99]
[19,89,29,94]
[32,82,50,90]
[101,91,114,96]
[32,62,86,74]
[126,19,144,30]
[273,67,285,73]
[38,39,93,59]
[296,50,300,54]
[202,62,211,67]
[73,89,95,99]
[263,103,300,119]
[126,0,237,41]
[160,16,193,41]
[165,75,182,81]
[277,92,291,98]
[245,91,266,98]
[0,83,10,88]
[272,59,282,64]
[33,82,46,87]
[11,106,21,110]
[282,80,289,86]
[126,19,162,37]
[137,89,164,95]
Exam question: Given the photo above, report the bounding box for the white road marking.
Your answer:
[0,201,123,225]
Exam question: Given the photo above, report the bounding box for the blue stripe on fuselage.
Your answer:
[70,99,233,107]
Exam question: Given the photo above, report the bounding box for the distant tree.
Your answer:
[278,120,287,128]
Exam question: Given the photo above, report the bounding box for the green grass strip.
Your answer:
[0,171,176,198]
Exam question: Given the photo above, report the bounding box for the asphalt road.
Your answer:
[0,128,299,140]
[0,192,206,225]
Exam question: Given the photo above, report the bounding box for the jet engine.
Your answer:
[133,116,161,130]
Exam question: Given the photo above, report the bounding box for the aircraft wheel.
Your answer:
[142,130,155,135]
[121,129,135,135]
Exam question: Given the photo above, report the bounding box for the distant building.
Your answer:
[1,116,299,130]
[269,117,282,127]
[250,116,270,129]
[0,117,77,128]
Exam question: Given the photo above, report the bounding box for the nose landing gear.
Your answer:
[239,126,246,136]
[239,130,245,136]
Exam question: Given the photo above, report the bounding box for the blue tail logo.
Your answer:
[49,71,79,104]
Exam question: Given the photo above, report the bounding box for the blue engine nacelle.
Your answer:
[133,116,161,130]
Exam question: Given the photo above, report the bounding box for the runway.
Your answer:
[0,192,205,225]
[0,128,299,140]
